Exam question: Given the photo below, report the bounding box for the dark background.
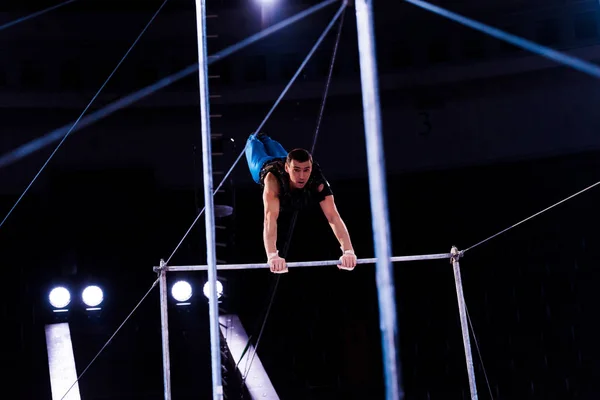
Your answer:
[1,0,600,399]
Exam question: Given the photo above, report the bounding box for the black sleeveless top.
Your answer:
[259,158,333,212]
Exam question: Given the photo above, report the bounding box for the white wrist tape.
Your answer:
[267,251,279,260]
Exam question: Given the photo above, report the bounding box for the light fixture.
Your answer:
[82,285,104,308]
[203,280,223,300]
[49,287,71,309]
[172,280,193,303]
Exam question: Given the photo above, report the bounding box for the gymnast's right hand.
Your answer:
[268,252,288,274]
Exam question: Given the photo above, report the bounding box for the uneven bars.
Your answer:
[156,253,454,272]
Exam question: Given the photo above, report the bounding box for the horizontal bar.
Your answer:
[161,253,452,272]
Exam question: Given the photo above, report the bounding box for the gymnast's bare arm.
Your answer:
[263,172,287,273]
[318,185,357,270]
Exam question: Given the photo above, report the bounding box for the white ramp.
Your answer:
[219,314,279,399]
[45,323,81,400]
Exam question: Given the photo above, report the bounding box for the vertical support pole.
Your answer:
[159,259,172,400]
[194,0,223,399]
[450,247,478,400]
[354,1,403,399]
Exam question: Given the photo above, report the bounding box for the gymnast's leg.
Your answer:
[259,134,288,159]
[245,133,275,184]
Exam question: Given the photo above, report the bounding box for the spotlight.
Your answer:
[172,281,193,303]
[82,285,104,309]
[49,287,71,310]
[203,280,223,300]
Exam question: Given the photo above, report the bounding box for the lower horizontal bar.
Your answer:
[161,253,452,272]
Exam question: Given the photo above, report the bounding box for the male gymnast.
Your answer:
[245,133,357,273]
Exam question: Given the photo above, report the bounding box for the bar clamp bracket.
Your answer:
[154,259,167,274]
[450,246,464,264]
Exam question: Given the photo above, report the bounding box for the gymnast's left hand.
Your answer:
[338,250,357,270]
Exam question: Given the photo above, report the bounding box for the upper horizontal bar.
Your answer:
[160,253,452,272]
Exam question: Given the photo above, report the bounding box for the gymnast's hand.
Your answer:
[338,249,357,270]
[268,252,288,274]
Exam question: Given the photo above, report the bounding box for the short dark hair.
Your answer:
[286,148,312,164]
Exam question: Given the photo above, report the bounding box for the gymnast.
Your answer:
[245,132,357,274]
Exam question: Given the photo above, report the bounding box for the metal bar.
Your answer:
[158,260,172,400]
[194,0,223,399]
[450,247,478,399]
[161,253,452,272]
[354,1,403,399]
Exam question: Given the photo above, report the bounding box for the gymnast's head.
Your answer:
[285,148,313,189]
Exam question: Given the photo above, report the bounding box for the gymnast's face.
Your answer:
[285,160,312,189]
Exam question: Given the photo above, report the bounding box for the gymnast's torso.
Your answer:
[259,158,333,212]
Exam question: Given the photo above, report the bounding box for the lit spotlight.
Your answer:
[49,287,71,310]
[82,285,104,309]
[203,280,223,300]
[172,281,193,304]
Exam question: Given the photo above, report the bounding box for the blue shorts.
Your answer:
[245,134,288,184]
